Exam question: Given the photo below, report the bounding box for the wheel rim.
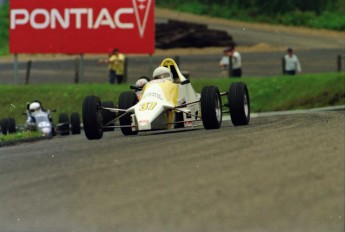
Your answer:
[243,94,249,118]
[215,93,221,122]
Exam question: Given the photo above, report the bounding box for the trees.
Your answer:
[156,0,345,30]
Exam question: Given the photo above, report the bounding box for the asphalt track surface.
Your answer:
[0,111,344,232]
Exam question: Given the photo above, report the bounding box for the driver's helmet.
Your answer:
[29,102,41,113]
[152,67,173,82]
[136,76,150,88]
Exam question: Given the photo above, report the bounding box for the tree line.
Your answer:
[190,0,344,15]
[157,0,345,30]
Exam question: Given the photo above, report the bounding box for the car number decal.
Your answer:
[139,102,157,111]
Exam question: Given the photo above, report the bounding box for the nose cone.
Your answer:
[135,101,167,131]
[41,127,52,136]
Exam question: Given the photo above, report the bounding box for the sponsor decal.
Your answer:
[10,0,155,53]
[142,92,163,100]
[139,119,149,125]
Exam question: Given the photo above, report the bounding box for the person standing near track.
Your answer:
[99,48,126,84]
[284,47,302,75]
[219,44,242,77]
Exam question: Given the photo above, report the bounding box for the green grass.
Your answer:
[0,73,344,126]
[0,131,42,142]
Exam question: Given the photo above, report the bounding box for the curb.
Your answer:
[223,105,345,121]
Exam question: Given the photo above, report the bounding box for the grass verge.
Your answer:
[0,131,42,143]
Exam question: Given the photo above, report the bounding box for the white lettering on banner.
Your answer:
[11,9,29,29]
[11,8,135,30]
[115,8,134,29]
[30,9,50,29]
[69,8,88,29]
[94,8,116,29]
[51,9,69,29]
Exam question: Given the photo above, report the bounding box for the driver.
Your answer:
[135,76,150,99]
[29,102,42,113]
[26,101,52,123]
[152,67,173,82]
[26,102,42,123]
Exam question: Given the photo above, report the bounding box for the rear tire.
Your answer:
[59,113,70,136]
[70,112,81,135]
[201,86,222,129]
[82,96,103,140]
[228,82,250,126]
[118,91,138,135]
[101,101,116,132]
[7,117,16,134]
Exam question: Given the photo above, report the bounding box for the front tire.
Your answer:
[82,96,103,140]
[70,112,81,135]
[201,86,222,129]
[118,91,138,135]
[228,82,250,126]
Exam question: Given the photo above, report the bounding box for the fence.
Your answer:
[0,48,343,85]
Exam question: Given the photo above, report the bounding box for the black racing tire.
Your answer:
[101,101,116,132]
[201,86,222,129]
[52,127,57,136]
[118,91,138,135]
[82,96,103,140]
[70,112,81,135]
[228,82,250,126]
[7,117,16,134]
[59,113,70,136]
[1,118,8,135]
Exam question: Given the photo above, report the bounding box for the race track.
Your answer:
[0,111,344,232]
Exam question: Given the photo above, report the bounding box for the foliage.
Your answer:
[156,0,345,30]
[0,2,9,55]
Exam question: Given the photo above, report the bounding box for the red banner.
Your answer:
[9,0,155,54]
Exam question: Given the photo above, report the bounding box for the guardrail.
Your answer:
[7,52,344,85]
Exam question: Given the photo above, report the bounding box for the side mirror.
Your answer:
[130,85,142,91]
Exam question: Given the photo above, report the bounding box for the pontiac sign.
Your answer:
[9,0,155,54]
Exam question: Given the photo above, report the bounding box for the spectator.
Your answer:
[219,44,242,77]
[99,48,126,84]
[219,47,230,77]
[284,48,301,75]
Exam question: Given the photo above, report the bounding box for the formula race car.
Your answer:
[23,101,81,136]
[82,58,250,140]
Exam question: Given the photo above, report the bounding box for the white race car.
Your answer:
[82,58,250,140]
